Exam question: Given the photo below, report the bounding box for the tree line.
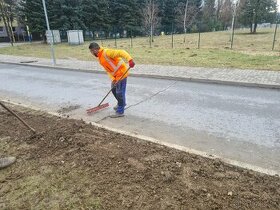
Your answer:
[0,0,278,44]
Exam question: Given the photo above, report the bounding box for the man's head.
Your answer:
[89,42,100,57]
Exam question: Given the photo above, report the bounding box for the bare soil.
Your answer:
[0,105,279,210]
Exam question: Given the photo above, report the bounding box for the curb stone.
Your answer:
[1,60,280,90]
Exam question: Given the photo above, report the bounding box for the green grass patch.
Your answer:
[0,28,279,70]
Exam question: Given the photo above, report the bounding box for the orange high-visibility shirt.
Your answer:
[97,47,133,81]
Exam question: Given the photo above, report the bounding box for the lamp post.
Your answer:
[42,0,56,65]
[230,1,238,49]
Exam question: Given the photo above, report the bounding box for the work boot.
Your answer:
[0,157,16,169]
[109,113,124,118]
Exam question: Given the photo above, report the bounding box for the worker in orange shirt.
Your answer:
[89,42,135,118]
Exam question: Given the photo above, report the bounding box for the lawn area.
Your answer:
[0,28,280,70]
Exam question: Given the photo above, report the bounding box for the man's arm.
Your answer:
[106,49,132,62]
[106,49,135,68]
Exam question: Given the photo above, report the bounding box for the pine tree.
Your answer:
[109,0,142,37]
[81,0,111,33]
[49,0,85,31]
[237,0,277,33]
[19,0,45,34]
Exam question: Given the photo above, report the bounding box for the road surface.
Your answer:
[0,63,279,174]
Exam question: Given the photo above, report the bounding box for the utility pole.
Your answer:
[42,0,56,65]
[230,1,238,49]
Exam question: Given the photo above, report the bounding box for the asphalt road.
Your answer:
[0,63,279,174]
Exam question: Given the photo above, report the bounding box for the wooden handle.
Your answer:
[0,101,36,133]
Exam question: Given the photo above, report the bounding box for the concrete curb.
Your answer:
[2,99,279,176]
[1,61,280,90]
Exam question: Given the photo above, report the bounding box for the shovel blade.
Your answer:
[86,103,109,114]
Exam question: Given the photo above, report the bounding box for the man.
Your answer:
[89,42,135,118]
[0,157,16,169]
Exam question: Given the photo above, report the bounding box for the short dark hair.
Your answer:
[89,42,100,50]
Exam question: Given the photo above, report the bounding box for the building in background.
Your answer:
[0,18,27,42]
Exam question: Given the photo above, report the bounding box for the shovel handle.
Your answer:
[0,101,36,133]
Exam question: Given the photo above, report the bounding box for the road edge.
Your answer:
[1,61,280,90]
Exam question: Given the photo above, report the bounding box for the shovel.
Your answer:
[0,101,36,133]
[86,67,131,114]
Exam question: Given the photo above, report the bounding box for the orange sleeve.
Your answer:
[105,49,133,62]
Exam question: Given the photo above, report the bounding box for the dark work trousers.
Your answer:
[111,78,127,114]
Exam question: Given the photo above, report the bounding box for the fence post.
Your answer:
[114,27,117,47]
[197,23,201,49]
[172,23,174,49]
[272,18,278,50]
[130,30,133,48]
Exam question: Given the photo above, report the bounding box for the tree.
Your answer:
[202,0,217,31]
[142,0,160,46]
[237,0,277,33]
[159,0,181,33]
[175,0,200,42]
[81,0,110,34]
[219,0,234,29]
[19,0,45,36]
[0,0,17,45]
[49,0,85,31]
[109,0,141,37]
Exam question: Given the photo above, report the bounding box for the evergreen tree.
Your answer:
[81,0,111,34]
[237,0,277,33]
[202,0,217,31]
[159,0,181,33]
[19,0,45,34]
[49,0,85,31]
[109,0,141,37]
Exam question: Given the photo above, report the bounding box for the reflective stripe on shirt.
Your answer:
[103,50,124,76]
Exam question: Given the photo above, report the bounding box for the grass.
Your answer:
[0,28,280,70]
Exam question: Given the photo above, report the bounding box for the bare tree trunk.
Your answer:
[253,22,257,33]
[7,16,15,43]
[250,23,253,33]
[0,1,14,46]
[0,2,13,46]
[151,0,154,44]
[143,0,159,47]
[183,0,189,43]
[148,0,156,46]
[252,2,259,34]
[7,17,15,43]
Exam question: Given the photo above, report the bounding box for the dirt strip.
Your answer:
[0,105,279,209]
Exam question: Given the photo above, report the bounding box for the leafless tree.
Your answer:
[176,0,199,42]
[183,0,189,41]
[219,0,234,29]
[0,0,16,45]
[142,0,160,47]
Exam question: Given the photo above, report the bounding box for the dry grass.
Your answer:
[0,28,279,70]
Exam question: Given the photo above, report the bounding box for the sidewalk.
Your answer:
[1,54,280,89]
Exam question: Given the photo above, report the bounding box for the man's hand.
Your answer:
[129,59,135,68]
